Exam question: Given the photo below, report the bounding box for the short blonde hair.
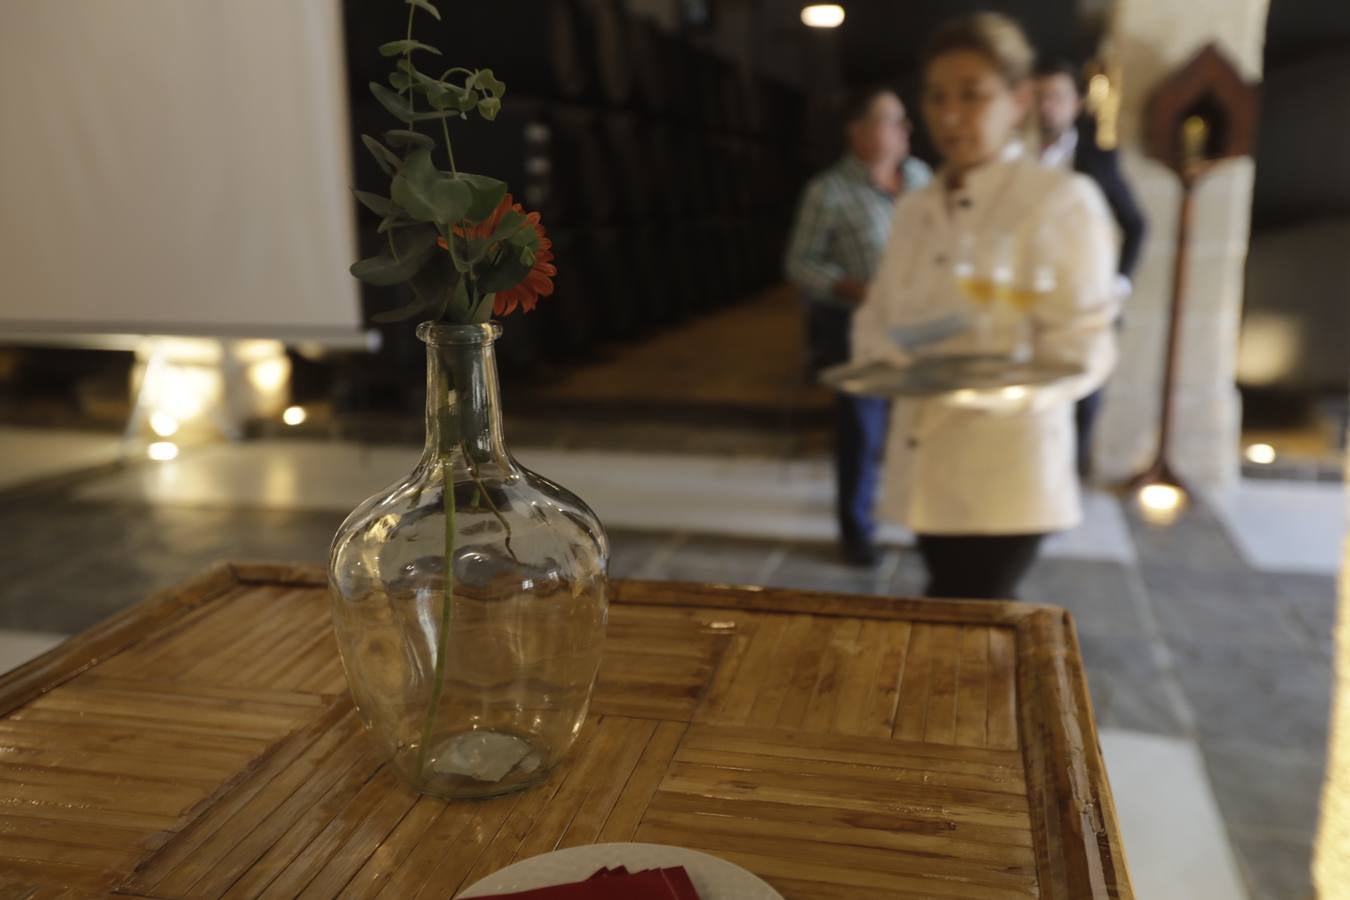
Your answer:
[921,13,1036,87]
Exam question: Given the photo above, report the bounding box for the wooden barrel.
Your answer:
[686,47,728,132]
[535,227,597,357]
[549,106,614,226]
[629,222,674,327]
[357,0,592,101]
[583,226,638,338]
[601,113,651,221]
[580,0,633,107]
[641,122,683,217]
[628,17,671,114]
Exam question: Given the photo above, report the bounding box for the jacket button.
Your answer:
[934,253,947,266]
[907,437,919,449]
[958,197,973,209]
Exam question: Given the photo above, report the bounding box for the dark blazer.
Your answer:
[1072,117,1147,279]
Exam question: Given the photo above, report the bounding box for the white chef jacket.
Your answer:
[851,151,1118,535]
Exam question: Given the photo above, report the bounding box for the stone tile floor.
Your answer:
[0,467,1336,900]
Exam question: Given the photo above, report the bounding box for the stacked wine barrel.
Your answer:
[344,0,810,371]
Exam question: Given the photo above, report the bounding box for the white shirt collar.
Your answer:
[1039,128,1078,170]
[942,143,1024,202]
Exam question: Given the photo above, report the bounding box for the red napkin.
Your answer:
[477,866,700,899]
[660,867,701,900]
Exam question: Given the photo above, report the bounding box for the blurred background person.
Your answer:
[852,13,1118,599]
[1035,58,1147,480]
[784,87,932,566]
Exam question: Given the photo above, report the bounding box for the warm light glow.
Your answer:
[1136,482,1187,526]
[149,412,180,437]
[1245,443,1277,465]
[1087,73,1110,108]
[1237,315,1301,386]
[801,4,845,27]
[147,441,179,462]
[157,370,214,420]
[282,405,307,426]
[248,358,290,393]
[1000,386,1027,401]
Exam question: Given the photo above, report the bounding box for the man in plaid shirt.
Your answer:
[785,87,932,566]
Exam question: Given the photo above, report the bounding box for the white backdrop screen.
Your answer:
[0,1,363,341]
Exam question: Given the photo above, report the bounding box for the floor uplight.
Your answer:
[1245,443,1276,465]
[149,412,180,438]
[1136,482,1186,526]
[147,441,179,462]
[801,4,845,28]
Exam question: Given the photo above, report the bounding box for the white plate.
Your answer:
[457,842,784,899]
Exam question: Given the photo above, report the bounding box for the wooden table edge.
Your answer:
[1016,608,1135,899]
[0,561,1133,899]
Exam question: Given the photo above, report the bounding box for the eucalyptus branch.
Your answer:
[403,3,417,120]
[352,0,550,326]
[386,231,430,308]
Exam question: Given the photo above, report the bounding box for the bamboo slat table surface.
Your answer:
[0,563,1132,899]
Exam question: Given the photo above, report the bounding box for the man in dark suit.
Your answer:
[1035,60,1147,479]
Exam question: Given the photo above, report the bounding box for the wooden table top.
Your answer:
[0,563,1131,900]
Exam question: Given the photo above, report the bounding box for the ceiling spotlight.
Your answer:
[282,405,307,426]
[801,4,845,28]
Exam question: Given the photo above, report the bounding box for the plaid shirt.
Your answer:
[785,155,933,308]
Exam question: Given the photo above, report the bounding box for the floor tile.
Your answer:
[1079,633,1191,736]
[1209,480,1345,576]
[889,549,928,597]
[1231,832,1314,900]
[1127,500,1252,572]
[635,535,786,586]
[1020,558,1148,637]
[0,629,67,674]
[1142,562,1310,649]
[0,426,123,490]
[606,531,680,581]
[1101,728,1250,900]
[759,544,899,596]
[1259,571,1338,655]
[74,441,1137,560]
[1171,637,1333,752]
[1204,742,1326,840]
[1042,488,1139,564]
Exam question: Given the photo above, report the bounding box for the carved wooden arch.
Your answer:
[1145,42,1261,174]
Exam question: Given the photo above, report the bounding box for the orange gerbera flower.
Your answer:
[494,227,554,316]
[436,194,556,317]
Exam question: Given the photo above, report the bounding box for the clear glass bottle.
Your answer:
[328,322,608,800]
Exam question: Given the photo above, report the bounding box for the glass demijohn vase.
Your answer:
[328,322,608,800]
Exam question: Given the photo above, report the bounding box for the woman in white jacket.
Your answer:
[852,13,1118,599]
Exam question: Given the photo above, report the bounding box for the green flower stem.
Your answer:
[441,117,457,175]
[416,453,457,780]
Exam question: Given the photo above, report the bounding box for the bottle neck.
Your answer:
[420,325,509,467]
